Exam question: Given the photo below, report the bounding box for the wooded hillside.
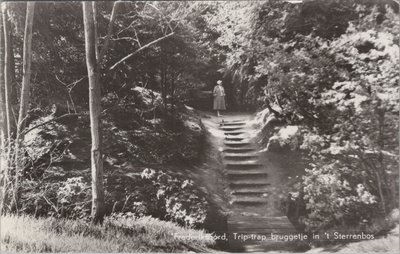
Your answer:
[0,1,398,252]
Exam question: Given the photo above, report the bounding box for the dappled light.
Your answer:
[0,0,398,253]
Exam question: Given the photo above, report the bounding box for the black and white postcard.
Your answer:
[0,0,399,253]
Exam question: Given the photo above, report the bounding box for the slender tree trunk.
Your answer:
[95,1,120,93]
[92,2,99,61]
[16,2,35,134]
[83,1,105,224]
[375,169,387,215]
[1,4,13,142]
[11,2,35,213]
[160,44,168,125]
[97,1,120,65]
[2,3,14,213]
[0,8,7,157]
[9,28,17,125]
[170,70,176,128]
[92,1,105,96]
[0,8,9,213]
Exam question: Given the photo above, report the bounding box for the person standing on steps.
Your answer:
[213,80,226,122]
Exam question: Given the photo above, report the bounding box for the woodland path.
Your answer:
[201,112,309,252]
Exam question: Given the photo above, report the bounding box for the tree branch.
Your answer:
[55,75,86,91]
[23,113,83,136]
[109,32,174,70]
[146,3,174,33]
[109,37,136,41]
[98,1,121,65]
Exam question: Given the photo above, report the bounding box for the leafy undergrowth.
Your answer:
[0,214,215,252]
[23,88,204,178]
[14,88,210,228]
[20,167,209,229]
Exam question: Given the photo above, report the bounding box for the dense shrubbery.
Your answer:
[15,85,207,227]
[120,168,208,228]
[211,0,399,233]
[294,8,398,232]
[19,168,209,228]
[20,176,91,219]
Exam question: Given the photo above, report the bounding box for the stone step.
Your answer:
[228,215,295,229]
[225,136,246,141]
[229,179,271,187]
[228,175,268,182]
[220,126,244,131]
[224,141,252,147]
[224,147,258,153]
[225,156,259,161]
[222,121,246,126]
[225,119,246,123]
[224,152,259,158]
[231,191,268,197]
[226,168,267,174]
[225,162,262,169]
[230,186,270,195]
[223,131,245,136]
[231,196,268,205]
[225,160,259,165]
[227,170,268,177]
[228,217,297,239]
[226,166,263,171]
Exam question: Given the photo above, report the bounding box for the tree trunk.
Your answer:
[92,2,99,61]
[11,2,35,213]
[92,2,105,95]
[160,46,166,120]
[170,70,177,128]
[0,7,9,213]
[95,1,120,93]
[97,1,120,65]
[83,1,105,224]
[0,8,7,156]
[9,27,18,122]
[16,2,35,134]
[1,4,14,142]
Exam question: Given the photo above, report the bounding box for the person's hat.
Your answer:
[217,80,222,85]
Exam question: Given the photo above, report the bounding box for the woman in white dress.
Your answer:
[213,80,226,120]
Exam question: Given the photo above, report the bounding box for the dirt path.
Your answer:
[200,111,309,252]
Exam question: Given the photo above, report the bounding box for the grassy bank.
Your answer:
[0,214,215,252]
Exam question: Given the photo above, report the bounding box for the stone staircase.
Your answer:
[219,118,308,252]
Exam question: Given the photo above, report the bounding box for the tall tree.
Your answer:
[11,2,35,212]
[0,6,8,213]
[0,8,6,158]
[16,2,35,135]
[1,4,13,143]
[83,1,105,224]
